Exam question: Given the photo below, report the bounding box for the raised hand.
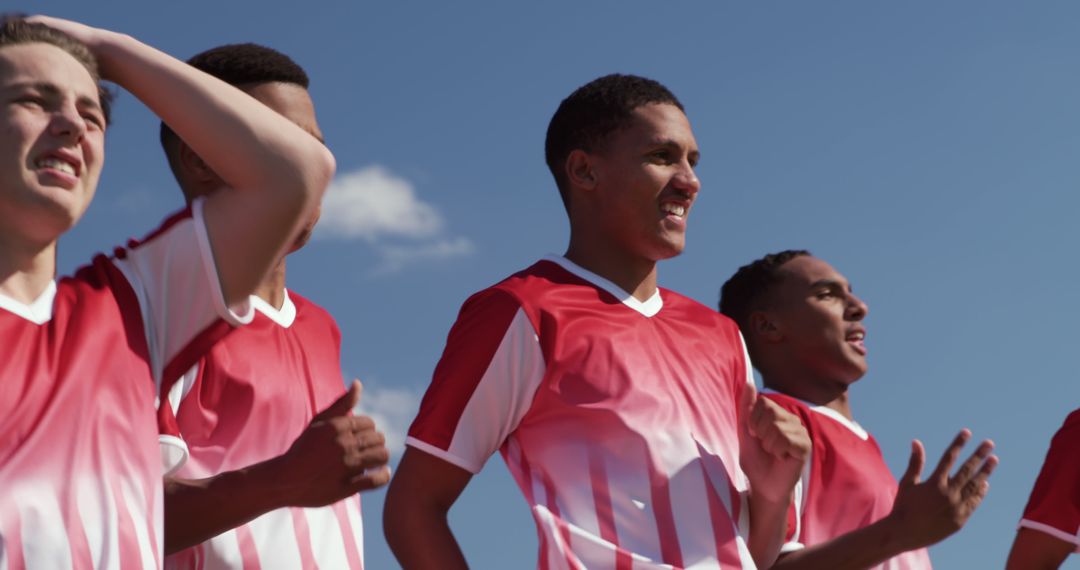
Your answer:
[274,380,392,507]
[886,429,997,550]
[738,383,811,503]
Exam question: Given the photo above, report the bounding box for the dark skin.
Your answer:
[385,103,811,569]
[162,81,390,554]
[1006,528,1073,569]
[745,255,998,569]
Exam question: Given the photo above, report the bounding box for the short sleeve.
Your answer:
[1019,410,1080,551]
[406,289,546,474]
[113,197,253,392]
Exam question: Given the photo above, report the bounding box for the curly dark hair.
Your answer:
[719,250,812,333]
[159,43,310,173]
[544,73,684,214]
[0,16,113,124]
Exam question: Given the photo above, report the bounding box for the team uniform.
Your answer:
[408,255,756,570]
[1017,408,1080,553]
[0,199,250,569]
[159,291,364,570]
[761,391,931,570]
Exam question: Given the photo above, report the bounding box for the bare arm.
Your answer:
[384,447,473,570]
[1006,528,1073,570]
[32,16,335,305]
[164,382,390,553]
[772,431,997,570]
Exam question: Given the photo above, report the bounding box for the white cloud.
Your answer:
[372,236,475,276]
[352,382,422,462]
[317,165,443,242]
[315,165,473,274]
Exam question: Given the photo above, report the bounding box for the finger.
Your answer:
[314,381,362,421]
[930,429,971,482]
[344,445,391,471]
[899,439,925,488]
[948,439,994,490]
[338,414,376,434]
[347,465,392,492]
[739,383,759,439]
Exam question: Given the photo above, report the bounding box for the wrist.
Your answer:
[876,512,919,555]
[241,455,296,510]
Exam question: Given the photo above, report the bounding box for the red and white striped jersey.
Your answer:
[161,291,365,570]
[408,256,756,569]
[0,199,250,569]
[1018,408,1080,552]
[762,391,931,570]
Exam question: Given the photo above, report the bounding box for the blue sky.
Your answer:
[37,1,1080,567]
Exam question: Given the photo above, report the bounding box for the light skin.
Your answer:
[161,80,390,554]
[6,16,335,308]
[744,255,998,569]
[385,102,810,569]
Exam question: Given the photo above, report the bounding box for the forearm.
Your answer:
[93,31,334,203]
[164,456,292,554]
[383,501,468,570]
[747,492,791,569]
[771,515,910,570]
[1005,528,1073,570]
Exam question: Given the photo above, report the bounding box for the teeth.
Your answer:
[37,158,76,176]
[661,203,686,217]
[849,332,865,341]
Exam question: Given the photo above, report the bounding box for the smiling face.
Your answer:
[766,256,870,386]
[0,42,105,244]
[587,102,701,262]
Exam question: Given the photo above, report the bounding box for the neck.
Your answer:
[0,233,58,304]
[252,258,287,310]
[762,368,856,421]
[564,234,658,303]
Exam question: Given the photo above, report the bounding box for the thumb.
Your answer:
[899,439,925,488]
[314,380,362,421]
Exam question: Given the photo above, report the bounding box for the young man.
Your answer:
[719,250,998,569]
[0,16,332,568]
[384,74,811,569]
[1006,408,1079,569]
[154,44,390,570]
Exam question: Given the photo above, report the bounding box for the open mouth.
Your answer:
[35,154,81,178]
[846,330,867,355]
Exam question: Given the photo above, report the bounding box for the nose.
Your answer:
[846,293,869,321]
[673,159,701,197]
[50,102,87,143]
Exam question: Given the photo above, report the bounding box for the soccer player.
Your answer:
[719,250,998,569]
[156,43,390,570]
[1006,408,1079,569]
[384,74,811,569]
[0,16,332,568]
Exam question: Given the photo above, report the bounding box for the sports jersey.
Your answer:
[762,391,931,570]
[0,198,250,569]
[408,255,756,569]
[1018,408,1080,552]
[161,291,364,570]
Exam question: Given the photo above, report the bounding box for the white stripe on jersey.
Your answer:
[303,506,348,569]
[247,509,303,568]
[16,488,73,568]
[345,496,365,567]
[121,479,158,570]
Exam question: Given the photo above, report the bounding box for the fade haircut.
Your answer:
[544,73,684,214]
[159,43,310,182]
[719,250,812,335]
[0,16,113,124]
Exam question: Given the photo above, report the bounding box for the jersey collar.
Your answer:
[761,387,869,440]
[544,254,663,317]
[0,281,56,325]
[248,289,297,328]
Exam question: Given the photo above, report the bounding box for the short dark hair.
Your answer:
[0,16,113,124]
[544,73,684,213]
[719,250,812,333]
[159,43,309,176]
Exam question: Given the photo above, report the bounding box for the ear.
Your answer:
[565,149,598,191]
[749,311,783,343]
[178,141,220,185]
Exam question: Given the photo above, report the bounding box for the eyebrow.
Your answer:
[647,138,701,159]
[809,278,852,292]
